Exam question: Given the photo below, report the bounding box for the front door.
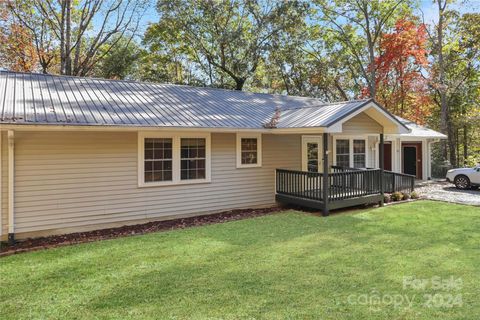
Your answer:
[402,142,422,179]
[302,136,323,173]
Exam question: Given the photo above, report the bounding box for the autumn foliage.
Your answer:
[363,19,432,124]
[0,7,38,72]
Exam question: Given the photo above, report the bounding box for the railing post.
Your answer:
[322,133,329,216]
[379,133,384,206]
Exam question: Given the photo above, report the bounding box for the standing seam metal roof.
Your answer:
[0,71,437,136]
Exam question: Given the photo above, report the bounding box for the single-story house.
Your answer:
[0,71,446,242]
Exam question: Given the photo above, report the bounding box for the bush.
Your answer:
[410,191,419,199]
[391,192,404,201]
[402,192,410,200]
[384,194,391,203]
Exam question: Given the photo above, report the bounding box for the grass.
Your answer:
[0,200,479,319]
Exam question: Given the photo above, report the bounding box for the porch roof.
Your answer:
[397,117,447,139]
[0,70,415,135]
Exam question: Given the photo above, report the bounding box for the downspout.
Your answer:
[8,130,14,244]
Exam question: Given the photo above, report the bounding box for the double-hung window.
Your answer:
[181,138,206,180]
[353,140,366,168]
[334,137,368,169]
[144,138,173,182]
[236,133,262,168]
[139,133,211,186]
[335,139,350,168]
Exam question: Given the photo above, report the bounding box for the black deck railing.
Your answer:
[328,168,382,200]
[275,167,415,212]
[331,166,415,193]
[276,168,382,202]
[383,171,415,193]
[275,169,324,201]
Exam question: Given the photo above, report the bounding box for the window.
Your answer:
[144,138,173,182]
[241,138,258,164]
[236,134,262,168]
[138,133,211,187]
[336,139,350,168]
[307,143,319,172]
[181,138,206,180]
[353,140,366,168]
[334,137,368,168]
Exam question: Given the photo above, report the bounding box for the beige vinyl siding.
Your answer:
[9,131,301,237]
[342,112,382,134]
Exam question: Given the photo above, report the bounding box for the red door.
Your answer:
[402,142,422,179]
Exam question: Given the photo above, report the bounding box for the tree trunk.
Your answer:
[437,0,449,162]
[448,125,456,167]
[235,78,245,91]
[59,0,66,74]
[64,0,72,75]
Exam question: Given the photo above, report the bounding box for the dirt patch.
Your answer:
[0,207,283,257]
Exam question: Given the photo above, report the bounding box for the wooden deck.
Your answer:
[275,167,415,214]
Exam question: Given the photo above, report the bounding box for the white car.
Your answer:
[446,165,480,190]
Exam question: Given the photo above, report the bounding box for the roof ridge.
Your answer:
[280,98,372,111]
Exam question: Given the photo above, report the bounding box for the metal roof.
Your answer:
[0,70,424,134]
[397,116,447,138]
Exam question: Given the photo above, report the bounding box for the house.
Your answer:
[0,71,446,242]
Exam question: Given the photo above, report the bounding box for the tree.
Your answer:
[91,36,140,79]
[427,3,480,166]
[0,11,38,71]
[262,20,354,100]
[313,0,413,98]
[9,0,146,76]
[369,18,432,124]
[147,0,308,90]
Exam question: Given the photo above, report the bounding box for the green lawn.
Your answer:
[1,201,479,319]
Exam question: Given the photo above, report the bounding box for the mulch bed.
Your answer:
[0,207,283,257]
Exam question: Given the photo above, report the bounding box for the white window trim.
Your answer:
[138,132,211,187]
[332,135,369,168]
[236,133,262,168]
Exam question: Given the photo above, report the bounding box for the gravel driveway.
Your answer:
[416,180,480,206]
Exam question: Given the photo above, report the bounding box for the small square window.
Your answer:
[237,134,262,168]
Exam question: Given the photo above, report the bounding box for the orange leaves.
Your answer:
[368,18,432,124]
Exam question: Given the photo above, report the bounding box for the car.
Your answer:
[446,165,480,190]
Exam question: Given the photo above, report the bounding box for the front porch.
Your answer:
[275,132,416,214]
[275,167,415,214]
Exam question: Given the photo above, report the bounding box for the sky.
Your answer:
[136,0,480,31]
[419,0,480,24]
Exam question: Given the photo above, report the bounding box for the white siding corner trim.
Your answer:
[236,133,262,168]
[137,132,212,187]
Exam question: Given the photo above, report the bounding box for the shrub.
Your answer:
[402,192,410,200]
[410,191,419,199]
[391,192,404,201]
[384,194,391,203]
